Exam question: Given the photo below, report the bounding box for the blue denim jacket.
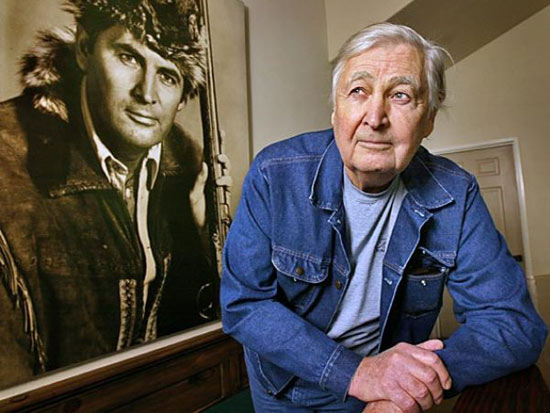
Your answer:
[221,129,547,400]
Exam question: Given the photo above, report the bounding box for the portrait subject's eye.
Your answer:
[119,53,139,67]
[159,71,180,87]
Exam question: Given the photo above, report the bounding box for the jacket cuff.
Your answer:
[319,344,363,399]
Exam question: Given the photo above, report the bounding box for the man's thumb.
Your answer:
[417,339,444,351]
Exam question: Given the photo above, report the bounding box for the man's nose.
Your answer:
[132,70,158,105]
[362,93,388,130]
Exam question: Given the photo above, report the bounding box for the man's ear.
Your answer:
[423,110,436,138]
[331,110,335,127]
[75,25,90,72]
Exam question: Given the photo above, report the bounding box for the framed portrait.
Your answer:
[0,0,249,403]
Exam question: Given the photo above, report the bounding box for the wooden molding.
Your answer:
[1,328,246,412]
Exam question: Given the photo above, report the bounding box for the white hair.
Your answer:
[331,23,451,115]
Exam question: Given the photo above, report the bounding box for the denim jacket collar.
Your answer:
[309,133,454,211]
[309,138,344,211]
[401,147,454,209]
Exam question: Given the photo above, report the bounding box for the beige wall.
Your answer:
[424,5,550,279]
[241,0,332,154]
[0,0,71,100]
[324,0,413,60]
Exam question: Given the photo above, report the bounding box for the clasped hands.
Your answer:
[349,339,451,413]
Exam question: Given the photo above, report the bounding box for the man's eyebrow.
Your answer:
[347,71,418,86]
[345,71,423,96]
[348,71,374,84]
[113,41,143,60]
[388,75,420,90]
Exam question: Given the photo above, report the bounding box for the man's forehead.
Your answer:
[348,71,420,89]
[343,43,424,83]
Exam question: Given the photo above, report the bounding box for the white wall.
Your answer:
[424,6,550,279]
[324,0,413,60]
[241,0,332,154]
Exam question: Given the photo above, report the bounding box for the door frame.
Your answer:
[430,137,537,305]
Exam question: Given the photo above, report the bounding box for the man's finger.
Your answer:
[388,387,420,413]
[399,376,434,411]
[415,340,453,391]
[409,347,452,391]
[362,400,404,413]
[416,339,444,351]
[397,352,446,408]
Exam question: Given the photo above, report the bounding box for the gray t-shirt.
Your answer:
[327,172,407,356]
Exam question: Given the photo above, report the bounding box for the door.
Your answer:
[436,144,525,338]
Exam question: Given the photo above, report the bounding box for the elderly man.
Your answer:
[221,23,547,412]
[0,0,216,388]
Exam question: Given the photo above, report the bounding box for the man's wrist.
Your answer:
[348,356,375,402]
[321,345,363,401]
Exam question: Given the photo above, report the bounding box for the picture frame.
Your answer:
[0,0,249,404]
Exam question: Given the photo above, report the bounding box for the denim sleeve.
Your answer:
[220,158,362,399]
[436,178,547,394]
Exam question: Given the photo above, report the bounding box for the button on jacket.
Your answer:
[221,129,547,400]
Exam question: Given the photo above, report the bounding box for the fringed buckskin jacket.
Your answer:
[0,29,216,388]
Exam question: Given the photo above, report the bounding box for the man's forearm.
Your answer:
[222,282,363,397]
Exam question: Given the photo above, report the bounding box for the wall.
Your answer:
[0,0,71,100]
[324,0,413,60]
[424,6,550,280]
[240,0,332,155]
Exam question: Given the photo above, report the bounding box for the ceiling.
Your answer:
[387,0,550,66]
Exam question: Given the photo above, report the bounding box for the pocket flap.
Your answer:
[271,247,329,283]
[418,247,455,268]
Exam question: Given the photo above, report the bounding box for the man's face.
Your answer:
[331,43,434,192]
[77,25,184,162]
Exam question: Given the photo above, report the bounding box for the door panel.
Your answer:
[436,144,524,338]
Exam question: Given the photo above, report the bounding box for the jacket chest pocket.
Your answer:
[399,247,453,319]
[271,247,330,314]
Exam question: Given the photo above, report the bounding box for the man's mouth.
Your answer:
[126,110,158,126]
[357,140,392,150]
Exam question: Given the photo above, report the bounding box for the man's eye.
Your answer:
[159,72,178,87]
[119,53,138,66]
[349,87,364,96]
[392,91,411,102]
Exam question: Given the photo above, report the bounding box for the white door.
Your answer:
[436,144,525,338]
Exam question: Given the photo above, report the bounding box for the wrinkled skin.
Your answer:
[332,43,435,193]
